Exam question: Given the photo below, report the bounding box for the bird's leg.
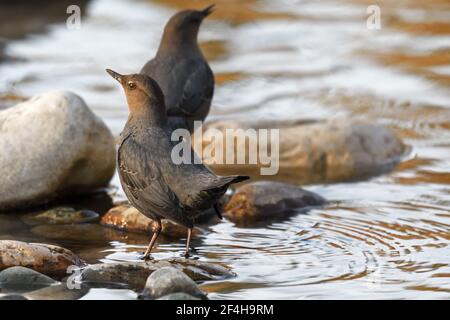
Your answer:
[184,227,193,258]
[142,219,162,260]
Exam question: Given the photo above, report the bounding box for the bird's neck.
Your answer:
[157,30,202,57]
[127,100,168,129]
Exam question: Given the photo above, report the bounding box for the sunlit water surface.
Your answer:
[0,0,449,299]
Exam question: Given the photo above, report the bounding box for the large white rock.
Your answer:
[0,91,116,210]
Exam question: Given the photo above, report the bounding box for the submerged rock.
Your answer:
[140,267,206,300]
[23,282,89,300]
[101,205,203,238]
[0,240,84,279]
[0,266,58,292]
[224,181,325,225]
[0,294,28,300]
[30,223,149,245]
[81,259,234,291]
[0,90,116,211]
[199,119,409,184]
[21,207,99,226]
[157,292,200,300]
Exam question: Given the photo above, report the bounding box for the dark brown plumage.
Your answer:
[106,69,248,258]
[140,5,215,132]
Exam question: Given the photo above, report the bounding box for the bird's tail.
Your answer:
[230,175,250,184]
[207,175,249,190]
[204,175,249,219]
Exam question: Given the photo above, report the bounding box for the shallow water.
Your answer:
[0,0,450,299]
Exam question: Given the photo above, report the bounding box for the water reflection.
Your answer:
[0,0,449,299]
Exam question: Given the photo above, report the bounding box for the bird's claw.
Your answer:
[182,249,199,259]
[138,253,154,261]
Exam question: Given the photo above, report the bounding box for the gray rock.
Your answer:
[21,207,99,226]
[224,181,325,226]
[140,267,206,300]
[199,119,410,184]
[30,223,148,244]
[0,294,28,300]
[0,240,85,279]
[23,282,89,300]
[0,90,116,211]
[157,292,201,300]
[0,266,57,292]
[81,259,234,291]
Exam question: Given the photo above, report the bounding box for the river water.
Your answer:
[0,0,449,299]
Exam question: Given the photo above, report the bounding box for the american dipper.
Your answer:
[140,5,215,132]
[106,69,249,258]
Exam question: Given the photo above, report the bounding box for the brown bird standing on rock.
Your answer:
[106,69,249,258]
[140,5,215,132]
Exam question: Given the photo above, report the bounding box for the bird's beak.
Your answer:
[201,4,215,17]
[106,69,123,83]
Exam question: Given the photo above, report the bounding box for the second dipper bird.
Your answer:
[106,69,249,258]
[140,5,215,132]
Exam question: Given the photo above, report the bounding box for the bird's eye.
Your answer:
[127,82,136,90]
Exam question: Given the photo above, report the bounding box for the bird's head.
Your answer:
[160,5,215,51]
[106,69,166,121]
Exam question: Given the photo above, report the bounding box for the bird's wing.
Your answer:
[164,157,247,211]
[168,61,214,118]
[118,136,193,227]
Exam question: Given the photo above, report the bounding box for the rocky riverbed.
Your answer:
[0,180,325,299]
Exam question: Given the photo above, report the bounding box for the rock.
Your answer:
[101,205,203,238]
[0,266,58,292]
[0,240,85,279]
[30,222,149,244]
[224,181,325,225]
[21,207,99,226]
[140,267,206,300]
[0,90,116,211]
[0,1,91,40]
[0,294,28,300]
[197,119,409,184]
[81,259,234,291]
[157,292,200,300]
[23,282,89,300]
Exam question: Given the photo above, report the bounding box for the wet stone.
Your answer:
[23,282,89,300]
[80,259,235,291]
[224,181,326,226]
[0,240,85,279]
[200,119,409,184]
[30,223,149,244]
[0,266,58,292]
[101,205,203,238]
[21,207,99,226]
[157,292,200,300]
[0,294,28,300]
[140,267,207,300]
[0,90,116,211]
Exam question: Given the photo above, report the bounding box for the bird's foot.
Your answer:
[138,253,154,261]
[181,248,199,259]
